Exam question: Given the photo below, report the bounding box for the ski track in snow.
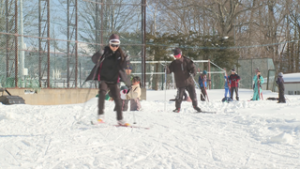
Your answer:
[0,89,300,168]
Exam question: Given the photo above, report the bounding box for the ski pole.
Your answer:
[190,74,207,101]
[201,76,209,102]
[164,61,167,112]
[132,110,137,124]
[205,90,209,102]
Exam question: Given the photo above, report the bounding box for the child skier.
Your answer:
[120,76,142,111]
[228,69,240,101]
[198,70,208,101]
[222,68,231,102]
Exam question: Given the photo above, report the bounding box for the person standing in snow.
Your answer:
[222,68,231,102]
[198,70,208,101]
[165,48,202,113]
[85,34,131,126]
[276,72,286,103]
[120,76,142,111]
[228,69,240,101]
[252,69,264,100]
[170,90,191,102]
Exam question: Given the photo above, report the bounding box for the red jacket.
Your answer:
[229,73,240,88]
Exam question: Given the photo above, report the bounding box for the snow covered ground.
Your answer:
[0,89,300,169]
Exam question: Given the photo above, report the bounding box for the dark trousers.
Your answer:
[200,87,206,101]
[175,85,198,109]
[113,100,129,111]
[230,87,239,100]
[98,82,123,120]
[278,88,286,103]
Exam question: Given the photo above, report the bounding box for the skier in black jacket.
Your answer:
[85,34,131,126]
[166,48,202,113]
[276,72,286,103]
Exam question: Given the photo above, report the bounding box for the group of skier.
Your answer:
[85,34,286,126]
[222,68,241,102]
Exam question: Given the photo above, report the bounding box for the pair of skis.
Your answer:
[90,121,150,129]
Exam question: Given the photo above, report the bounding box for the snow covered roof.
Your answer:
[282,73,300,83]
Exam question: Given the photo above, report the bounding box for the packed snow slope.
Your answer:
[0,89,300,169]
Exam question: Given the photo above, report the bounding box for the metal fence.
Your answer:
[237,58,275,90]
[128,60,225,90]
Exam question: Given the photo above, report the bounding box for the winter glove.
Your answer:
[126,88,131,94]
[120,89,128,100]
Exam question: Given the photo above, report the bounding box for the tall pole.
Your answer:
[67,0,70,88]
[141,0,146,88]
[47,0,50,88]
[14,0,18,87]
[95,0,99,50]
[75,0,78,88]
[100,0,103,48]
[5,0,9,78]
[38,0,41,87]
[20,0,25,87]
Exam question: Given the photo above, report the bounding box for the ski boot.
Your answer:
[97,115,105,123]
[118,120,130,127]
[194,106,202,112]
[173,108,180,113]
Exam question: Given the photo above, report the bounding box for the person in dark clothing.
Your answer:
[114,63,133,111]
[228,69,240,101]
[85,34,131,126]
[166,48,201,113]
[276,72,286,103]
[170,90,191,102]
[198,70,208,101]
[182,90,191,101]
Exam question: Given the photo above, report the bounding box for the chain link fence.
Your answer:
[129,60,225,90]
[237,58,275,90]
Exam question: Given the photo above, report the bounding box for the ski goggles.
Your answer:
[110,44,119,48]
[174,54,181,58]
[109,39,120,45]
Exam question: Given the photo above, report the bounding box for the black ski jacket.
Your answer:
[85,46,131,87]
[166,56,196,88]
[276,76,285,91]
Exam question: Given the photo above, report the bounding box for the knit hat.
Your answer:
[278,72,283,77]
[173,48,182,56]
[109,34,120,45]
[203,70,207,75]
[126,62,132,70]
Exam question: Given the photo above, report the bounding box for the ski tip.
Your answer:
[197,111,217,114]
[114,124,150,130]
